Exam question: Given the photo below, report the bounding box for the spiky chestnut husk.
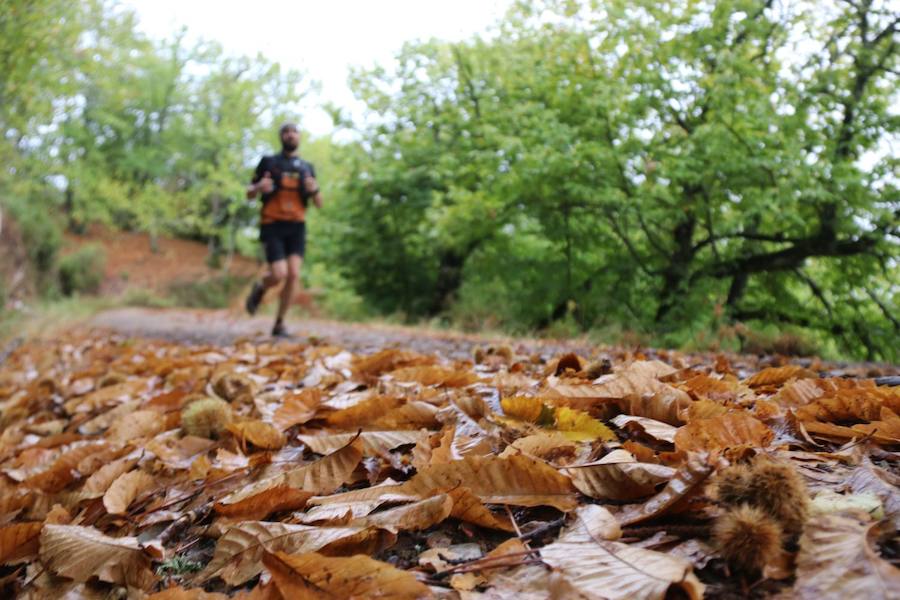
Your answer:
[714,463,753,507]
[492,344,514,361]
[181,397,232,439]
[713,504,784,575]
[472,346,486,364]
[743,456,810,536]
[713,457,810,537]
[212,372,255,403]
[584,359,612,380]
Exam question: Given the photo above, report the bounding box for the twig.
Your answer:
[519,517,565,541]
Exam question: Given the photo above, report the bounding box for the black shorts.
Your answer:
[260,221,305,263]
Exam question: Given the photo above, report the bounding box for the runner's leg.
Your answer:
[276,254,302,322]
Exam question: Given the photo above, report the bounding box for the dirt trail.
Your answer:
[87,308,899,379]
[89,307,596,361]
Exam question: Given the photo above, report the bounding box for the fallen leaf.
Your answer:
[310,454,578,512]
[674,412,773,453]
[0,522,42,564]
[201,521,369,585]
[228,421,286,450]
[272,390,321,431]
[565,454,676,501]
[218,437,363,508]
[103,469,156,515]
[541,538,703,600]
[616,453,715,526]
[357,494,453,533]
[39,524,157,589]
[610,415,678,444]
[793,513,900,598]
[263,550,432,599]
[297,431,424,457]
[745,365,817,388]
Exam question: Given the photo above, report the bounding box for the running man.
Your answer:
[244,122,322,337]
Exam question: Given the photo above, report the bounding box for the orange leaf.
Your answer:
[218,437,363,507]
[215,485,313,522]
[744,366,816,388]
[228,421,286,450]
[0,522,42,564]
[674,412,774,453]
[272,390,321,431]
[263,551,432,600]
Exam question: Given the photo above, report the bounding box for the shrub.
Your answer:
[168,273,252,309]
[7,198,62,278]
[58,244,106,296]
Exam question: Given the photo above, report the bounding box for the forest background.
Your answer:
[0,0,897,362]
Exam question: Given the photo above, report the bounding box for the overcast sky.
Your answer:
[118,0,513,136]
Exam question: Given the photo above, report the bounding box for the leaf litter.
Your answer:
[0,330,898,598]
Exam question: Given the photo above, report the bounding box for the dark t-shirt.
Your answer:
[252,153,317,223]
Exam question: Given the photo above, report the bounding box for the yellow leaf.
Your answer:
[554,407,616,441]
[500,396,544,423]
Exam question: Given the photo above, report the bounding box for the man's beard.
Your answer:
[281,139,298,152]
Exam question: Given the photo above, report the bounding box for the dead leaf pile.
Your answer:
[0,331,897,598]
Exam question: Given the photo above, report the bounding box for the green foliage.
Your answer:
[319,0,899,361]
[304,263,370,322]
[58,245,106,296]
[167,274,253,309]
[5,197,62,280]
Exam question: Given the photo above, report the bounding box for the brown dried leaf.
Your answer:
[296,431,424,457]
[228,421,286,450]
[610,415,678,444]
[388,366,480,387]
[263,550,432,600]
[0,522,42,564]
[325,395,405,429]
[312,454,578,512]
[24,441,110,493]
[218,437,363,507]
[146,434,216,469]
[272,390,321,431]
[357,494,454,533]
[448,487,515,532]
[106,409,166,444]
[566,454,676,501]
[744,365,816,388]
[674,412,774,453]
[201,521,368,585]
[793,514,900,599]
[617,453,715,526]
[215,485,313,522]
[102,469,157,515]
[541,538,704,600]
[80,455,140,499]
[39,524,157,589]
